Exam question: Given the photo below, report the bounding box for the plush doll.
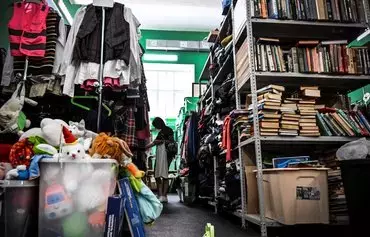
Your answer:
[90,133,145,178]
[0,162,13,180]
[68,119,97,139]
[20,118,68,147]
[44,183,74,220]
[56,127,93,194]
[6,165,29,180]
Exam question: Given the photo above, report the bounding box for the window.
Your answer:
[144,63,194,119]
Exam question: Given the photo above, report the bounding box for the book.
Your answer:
[281,124,299,130]
[261,132,279,136]
[261,122,280,128]
[337,109,361,136]
[256,84,285,93]
[332,112,355,136]
[281,120,300,125]
[257,93,282,101]
[300,122,318,127]
[323,113,343,136]
[261,128,280,132]
[316,112,333,136]
[302,89,321,98]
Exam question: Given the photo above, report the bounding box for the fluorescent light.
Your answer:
[58,0,73,25]
[143,54,178,62]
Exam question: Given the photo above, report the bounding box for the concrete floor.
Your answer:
[145,195,259,237]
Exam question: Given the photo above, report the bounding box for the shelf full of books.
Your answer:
[245,84,370,137]
[232,0,370,235]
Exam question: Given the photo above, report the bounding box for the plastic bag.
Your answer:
[336,138,370,160]
[136,181,163,224]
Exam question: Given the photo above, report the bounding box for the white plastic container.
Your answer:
[0,180,39,237]
[258,168,330,225]
[38,159,118,237]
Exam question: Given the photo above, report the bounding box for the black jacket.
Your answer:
[73,3,130,65]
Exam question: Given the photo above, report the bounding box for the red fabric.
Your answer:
[222,116,232,162]
[8,1,49,57]
[62,126,77,144]
[0,144,12,163]
[81,78,124,91]
[9,139,34,168]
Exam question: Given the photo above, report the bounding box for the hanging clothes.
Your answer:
[222,115,232,162]
[8,1,50,57]
[113,103,138,148]
[61,5,143,97]
[72,3,130,65]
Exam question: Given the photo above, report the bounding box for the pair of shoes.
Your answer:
[159,196,168,203]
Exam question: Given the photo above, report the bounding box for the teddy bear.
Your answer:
[89,133,145,178]
[20,118,68,147]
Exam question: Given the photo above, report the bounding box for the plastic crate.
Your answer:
[0,180,39,237]
[259,168,330,225]
[38,159,118,237]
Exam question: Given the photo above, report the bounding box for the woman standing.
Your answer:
[146,117,175,203]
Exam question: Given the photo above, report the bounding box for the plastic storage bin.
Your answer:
[0,180,39,237]
[339,159,370,230]
[258,168,329,225]
[38,159,118,237]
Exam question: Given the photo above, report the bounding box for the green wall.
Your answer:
[140,30,209,82]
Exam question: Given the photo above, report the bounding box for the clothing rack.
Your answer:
[93,0,114,132]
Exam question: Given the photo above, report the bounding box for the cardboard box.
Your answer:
[104,195,125,237]
[118,178,145,237]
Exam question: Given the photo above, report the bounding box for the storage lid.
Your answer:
[253,168,330,173]
[40,158,118,165]
[0,180,38,187]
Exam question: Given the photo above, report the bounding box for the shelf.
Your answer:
[239,136,363,148]
[238,72,370,93]
[218,8,232,42]
[213,53,234,84]
[231,211,282,227]
[199,54,211,81]
[251,18,366,40]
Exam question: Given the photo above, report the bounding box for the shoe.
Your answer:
[162,196,168,203]
[158,196,164,202]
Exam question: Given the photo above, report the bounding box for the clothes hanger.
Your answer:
[71,96,112,116]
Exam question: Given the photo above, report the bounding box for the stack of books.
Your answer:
[316,107,370,136]
[298,86,321,136]
[255,38,286,72]
[250,0,366,23]
[279,98,300,136]
[318,151,349,223]
[247,84,284,136]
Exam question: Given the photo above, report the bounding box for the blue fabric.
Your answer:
[136,181,163,224]
[187,112,199,162]
[29,154,53,179]
[18,169,29,180]
[222,0,231,8]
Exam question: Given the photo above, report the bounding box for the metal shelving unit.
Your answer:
[231,0,370,236]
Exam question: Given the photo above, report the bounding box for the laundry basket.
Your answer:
[0,180,39,237]
[38,159,118,237]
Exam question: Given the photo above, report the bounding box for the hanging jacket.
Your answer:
[8,1,50,57]
[73,3,130,65]
[222,115,232,162]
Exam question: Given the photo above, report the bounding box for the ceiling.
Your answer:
[69,0,223,31]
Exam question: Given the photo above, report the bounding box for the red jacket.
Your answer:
[8,1,49,57]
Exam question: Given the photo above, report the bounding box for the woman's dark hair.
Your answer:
[152,117,166,129]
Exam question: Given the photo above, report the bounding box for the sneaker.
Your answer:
[158,196,164,202]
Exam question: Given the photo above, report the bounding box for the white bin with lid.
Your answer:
[0,180,39,237]
[38,159,118,237]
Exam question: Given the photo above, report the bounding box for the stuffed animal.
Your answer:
[44,183,74,220]
[20,118,68,147]
[89,133,144,178]
[57,127,93,193]
[0,162,13,180]
[68,119,97,139]
[6,165,29,180]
